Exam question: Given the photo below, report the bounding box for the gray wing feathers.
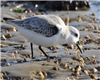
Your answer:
[10,15,59,37]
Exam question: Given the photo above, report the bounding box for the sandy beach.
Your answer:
[1,1,100,80]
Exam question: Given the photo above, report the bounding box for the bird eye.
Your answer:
[75,33,78,37]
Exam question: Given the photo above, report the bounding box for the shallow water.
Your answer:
[89,1,100,19]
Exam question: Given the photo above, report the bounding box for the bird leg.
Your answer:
[30,43,35,59]
[39,46,55,61]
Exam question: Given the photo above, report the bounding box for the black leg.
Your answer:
[38,46,50,61]
[30,43,34,59]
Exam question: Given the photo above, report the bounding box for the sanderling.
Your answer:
[3,15,83,60]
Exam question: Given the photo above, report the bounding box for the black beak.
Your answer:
[76,41,83,53]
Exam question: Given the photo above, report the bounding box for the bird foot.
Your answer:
[31,56,35,59]
[47,56,55,62]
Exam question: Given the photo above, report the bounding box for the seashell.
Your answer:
[87,24,94,29]
[80,62,84,68]
[98,65,100,68]
[80,28,88,31]
[92,55,95,58]
[35,4,38,8]
[18,15,26,19]
[75,45,82,53]
[77,16,83,22]
[93,59,97,64]
[71,76,75,80]
[65,47,68,51]
[40,52,44,56]
[67,17,69,26]
[90,74,97,79]
[21,44,24,48]
[0,72,4,78]
[6,30,8,33]
[95,25,98,30]
[77,65,81,72]
[11,52,15,58]
[76,70,80,76]
[65,77,70,80]
[53,67,58,71]
[84,70,89,75]
[3,59,6,62]
[0,44,4,47]
[92,13,96,16]
[86,57,91,61]
[2,35,6,40]
[13,27,16,32]
[89,20,94,23]
[24,40,27,43]
[6,63,10,66]
[64,64,69,69]
[24,8,32,13]
[15,51,18,54]
[7,33,12,38]
[86,69,90,74]
[39,71,45,79]
[93,68,98,73]
[3,72,7,77]
[71,44,74,49]
[86,35,91,40]
[51,46,56,50]
[71,67,75,72]
[60,63,65,67]
[42,71,47,77]
[93,16,96,21]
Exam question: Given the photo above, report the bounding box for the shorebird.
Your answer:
[3,15,83,61]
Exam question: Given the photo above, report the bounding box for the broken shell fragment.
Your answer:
[7,33,12,38]
[42,71,47,77]
[93,59,97,64]
[11,52,15,58]
[93,68,98,73]
[67,17,69,26]
[2,35,6,40]
[0,72,4,79]
[87,24,94,29]
[84,70,89,75]
[40,52,44,56]
[71,44,74,49]
[24,40,27,43]
[65,47,68,51]
[52,46,56,50]
[39,71,45,79]
[90,74,97,79]
[92,13,96,16]
[75,45,82,53]
[13,27,16,32]
[95,25,98,30]
[71,76,75,80]
[18,15,26,19]
[92,55,95,58]
[53,67,58,71]
[0,44,4,47]
[85,35,91,40]
[3,59,6,62]
[6,63,10,66]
